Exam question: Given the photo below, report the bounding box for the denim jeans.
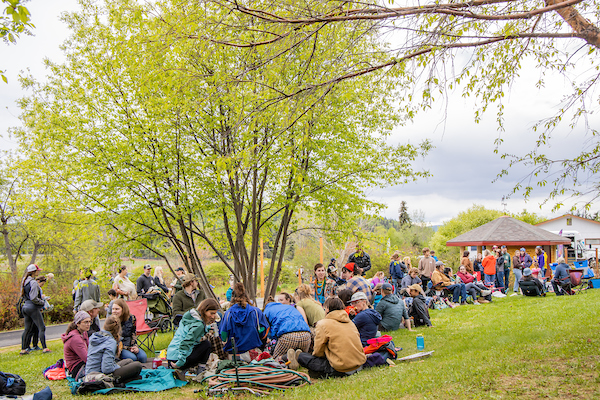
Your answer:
[391,278,400,295]
[503,269,510,291]
[484,273,495,285]
[121,348,148,363]
[512,268,523,292]
[447,283,467,303]
[495,270,505,291]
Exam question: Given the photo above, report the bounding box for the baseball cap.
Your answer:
[435,261,445,267]
[327,264,337,273]
[80,299,103,312]
[26,264,41,273]
[143,264,152,270]
[175,267,184,272]
[520,247,526,252]
[382,283,393,291]
[501,245,507,249]
[350,291,368,302]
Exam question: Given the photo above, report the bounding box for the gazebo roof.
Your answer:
[446,215,572,247]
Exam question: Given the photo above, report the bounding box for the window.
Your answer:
[567,217,572,226]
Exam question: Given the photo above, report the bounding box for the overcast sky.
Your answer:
[2,1,597,226]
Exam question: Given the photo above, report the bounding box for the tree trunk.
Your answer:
[1,222,17,281]
[548,0,600,48]
[29,240,40,265]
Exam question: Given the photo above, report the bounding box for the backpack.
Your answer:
[16,296,25,318]
[0,371,26,396]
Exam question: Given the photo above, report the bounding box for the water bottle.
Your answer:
[416,334,425,350]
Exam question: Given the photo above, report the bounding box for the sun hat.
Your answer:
[350,292,368,302]
[522,268,532,277]
[74,310,91,325]
[181,273,197,286]
[80,299,103,312]
[408,284,424,295]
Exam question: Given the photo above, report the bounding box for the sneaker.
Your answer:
[31,346,41,351]
[385,359,396,367]
[473,301,481,305]
[481,290,492,297]
[510,293,518,297]
[287,348,299,370]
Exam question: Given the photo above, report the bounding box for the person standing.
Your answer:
[519,248,533,269]
[418,247,436,291]
[535,246,547,279]
[388,253,405,294]
[512,250,524,294]
[348,244,372,275]
[501,246,511,292]
[113,266,137,300]
[494,248,505,291]
[20,264,51,355]
[460,251,474,274]
[74,270,101,312]
[482,250,497,286]
[136,264,168,297]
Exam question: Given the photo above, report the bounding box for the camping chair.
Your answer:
[519,280,543,297]
[567,268,586,294]
[127,298,160,354]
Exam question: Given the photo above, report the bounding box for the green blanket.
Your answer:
[67,368,187,395]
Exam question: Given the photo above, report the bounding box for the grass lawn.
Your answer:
[2,291,600,399]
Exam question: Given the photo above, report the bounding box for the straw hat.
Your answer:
[408,284,424,295]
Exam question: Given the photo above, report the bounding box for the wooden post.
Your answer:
[320,237,324,264]
[260,238,264,297]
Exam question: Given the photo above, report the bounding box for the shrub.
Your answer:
[0,277,23,331]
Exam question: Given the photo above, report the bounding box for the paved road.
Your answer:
[0,322,70,348]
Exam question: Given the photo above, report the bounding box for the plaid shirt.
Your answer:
[346,276,373,304]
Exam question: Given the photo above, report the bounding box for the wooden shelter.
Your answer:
[446,215,571,264]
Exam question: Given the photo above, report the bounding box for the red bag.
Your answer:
[44,367,66,380]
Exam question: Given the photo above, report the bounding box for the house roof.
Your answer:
[446,215,572,247]
[535,213,600,227]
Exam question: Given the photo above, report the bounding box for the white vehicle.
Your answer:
[551,230,597,266]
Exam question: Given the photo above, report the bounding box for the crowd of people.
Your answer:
[16,243,574,383]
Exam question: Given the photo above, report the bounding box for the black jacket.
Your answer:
[136,274,168,296]
[348,251,372,273]
[409,295,432,327]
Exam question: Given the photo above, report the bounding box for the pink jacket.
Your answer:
[61,329,89,371]
[457,271,475,284]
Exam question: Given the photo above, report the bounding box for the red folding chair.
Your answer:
[126,298,159,354]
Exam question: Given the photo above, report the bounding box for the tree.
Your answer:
[1,0,33,82]
[15,0,431,300]
[398,201,411,228]
[207,0,600,209]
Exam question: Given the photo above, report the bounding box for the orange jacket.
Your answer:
[482,255,496,275]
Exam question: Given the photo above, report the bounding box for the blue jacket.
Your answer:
[352,308,382,347]
[226,287,233,302]
[389,261,406,280]
[86,330,120,375]
[263,303,309,340]
[220,304,269,353]
[167,309,211,368]
[553,263,570,281]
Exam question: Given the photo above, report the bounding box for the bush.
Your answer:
[0,277,23,331]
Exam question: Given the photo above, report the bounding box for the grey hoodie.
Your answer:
[85,331,120,376]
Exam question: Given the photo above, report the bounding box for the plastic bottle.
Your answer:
[416,334,425,350]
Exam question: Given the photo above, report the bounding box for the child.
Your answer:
[106,289,118,316]
[530,261,541,280]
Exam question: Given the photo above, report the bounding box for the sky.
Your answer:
[1,1,597,226]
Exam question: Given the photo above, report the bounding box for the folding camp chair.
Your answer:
[519,280,543,297]
[568,268,586,294]
[127,298,160,354]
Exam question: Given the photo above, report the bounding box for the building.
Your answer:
[536,214,600,262]
[446,215,571,266]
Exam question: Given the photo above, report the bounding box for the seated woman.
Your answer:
[376,283,411,331]
[457,265,492,304]
[408,284,432,327]
[551,257,572,295]
[350,292,381,346]
[111,299,148,363]
[263,298,311,359]
[167,299,220,377]
[85,316,143,382]
[399,268,422,296]
[431,261,467,305]
[520,267,545,294]
[294,284,326,327]
[220,283,269,357]
[62,311,92,380]
[287,297,366,378]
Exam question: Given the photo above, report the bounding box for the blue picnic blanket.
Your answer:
[67,368,187,395]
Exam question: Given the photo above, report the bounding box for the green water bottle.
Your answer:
[416,334,424,350]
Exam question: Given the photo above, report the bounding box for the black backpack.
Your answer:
[0,371,26,396]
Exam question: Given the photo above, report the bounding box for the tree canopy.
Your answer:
[14,0,431,299]
[1,0,33,82]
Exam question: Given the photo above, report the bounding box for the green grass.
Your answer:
[3,291,600,399]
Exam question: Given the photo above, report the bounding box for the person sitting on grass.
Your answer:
[408,284,433,327]
[343,262,373,303]
[520,268,545,295]
[62,311,92,380]
[457,265,492,304]
[220,283,270,357]
[551,257,573,296]
[287,297,366,379]
[85,316,143,382]
[400,268,422,296]
[263,298,311,360]
[167,299,220,379]
[310,263,337,304]
[80,299,103,335]
[294,284,326,327]
[337,289,357,318]
[431,261,468,305]
[350,292,382,347]
[372,283,383,308]
[106,289,118,316]
[111,299,148,363]
[376,283,412,331]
